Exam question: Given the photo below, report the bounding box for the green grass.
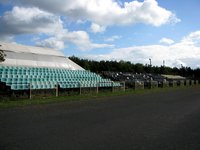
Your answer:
[0,85,199,109]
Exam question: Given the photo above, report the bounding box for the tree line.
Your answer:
[69,56,200,79]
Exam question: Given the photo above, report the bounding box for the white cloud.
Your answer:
[61,30,114,50]
[104,35,121,42]
[36,37,65,50]
[0,6,63,36]
[181,31,200,45]
[0,6,112,51]
[85,31,200,68]
[172,60,187,68]
[90,23,106,33]
[9,0,180,27]
[159,37,174,45]
[0,0,181,51]
[36,29,114,51]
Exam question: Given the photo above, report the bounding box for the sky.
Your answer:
[0,0,200,68]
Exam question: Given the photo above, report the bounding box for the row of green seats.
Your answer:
[11,83,56,90]
[0,75,102,81]
[1,70,96,74]
[1,71,100,78]
[0,65,94,74]
[1,70,97,75]
[11,84,29,90]
[0,74,101,80]
[10,81,120,90]
[1,65,118,90]
[1,72,103,79]
[2,77,108,85]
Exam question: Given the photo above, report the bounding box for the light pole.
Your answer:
[149,58,152,67]
[163,60,165,67]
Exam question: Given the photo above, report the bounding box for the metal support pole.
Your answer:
[29,83,32,99]
[79,82,82,95]
[123,81,126,92]
[112,82,114,92]
[56,83,58,97]
[96,82,99,94]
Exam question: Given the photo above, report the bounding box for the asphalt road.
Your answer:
[1,87,200,150]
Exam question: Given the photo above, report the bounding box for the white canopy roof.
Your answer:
[0,42,84,70]
[0,42,64,56]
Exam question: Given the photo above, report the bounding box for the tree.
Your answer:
[0,50,6,62]
[69,56,200,78]
[134,63,145,73]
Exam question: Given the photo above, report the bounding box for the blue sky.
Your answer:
[0,0,200,68]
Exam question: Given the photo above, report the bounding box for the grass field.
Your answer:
[0,85,198,108]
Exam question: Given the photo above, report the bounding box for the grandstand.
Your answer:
[0,42,118,92]
[101,71,198,89]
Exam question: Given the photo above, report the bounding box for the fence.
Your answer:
[2,79,199,100]
[28,81,125,99]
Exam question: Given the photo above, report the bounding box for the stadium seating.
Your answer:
[0,65,119,90]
